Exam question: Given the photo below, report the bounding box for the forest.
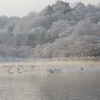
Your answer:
[0,1,100,59]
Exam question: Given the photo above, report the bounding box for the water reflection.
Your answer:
[0,73,100,100]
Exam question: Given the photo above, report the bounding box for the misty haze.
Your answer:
[0,1,100,100]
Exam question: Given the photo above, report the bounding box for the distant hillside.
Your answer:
[0,1,100,59]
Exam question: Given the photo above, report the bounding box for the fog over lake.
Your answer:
[0,0,100,100]
[0,60,100,100]
[0,70,100,100]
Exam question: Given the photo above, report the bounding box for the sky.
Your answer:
[0,0,100,17]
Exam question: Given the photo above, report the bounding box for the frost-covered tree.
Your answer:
[0,1,100,58]
[26,27,47,47]
[72,20,96,36]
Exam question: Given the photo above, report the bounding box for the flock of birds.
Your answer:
[1,64,94,74]
[1,65,35,74]
[1,65,63,74]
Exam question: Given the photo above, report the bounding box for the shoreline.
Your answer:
[0,57,100,61]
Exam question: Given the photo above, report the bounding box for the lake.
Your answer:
[0,60,100,100]
[0,72,100,100]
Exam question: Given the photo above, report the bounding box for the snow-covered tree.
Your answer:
[0,1,100,58]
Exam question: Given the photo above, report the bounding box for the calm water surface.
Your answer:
[0,73,100,100]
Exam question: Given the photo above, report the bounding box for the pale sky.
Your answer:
[0,0,100,17]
